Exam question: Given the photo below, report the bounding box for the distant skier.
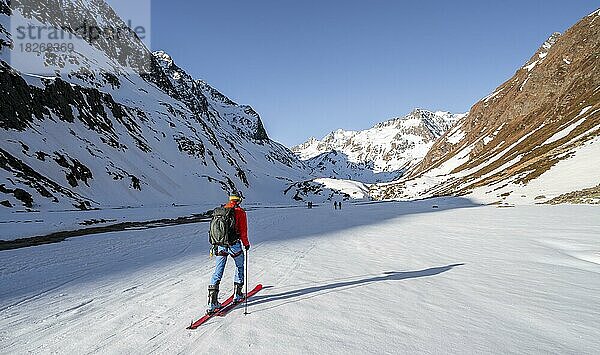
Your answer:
[339,201,342,210]
[206,192,251,314]
[334,201,338,210]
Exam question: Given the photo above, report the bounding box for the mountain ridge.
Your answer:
[291,108,466,183]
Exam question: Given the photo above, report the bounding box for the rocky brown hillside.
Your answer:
[375,9,600,203]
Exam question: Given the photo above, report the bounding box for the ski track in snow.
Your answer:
[1,199,599,354]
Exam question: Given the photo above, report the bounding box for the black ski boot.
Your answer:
[206,284,221,314]
[233,282,244,303]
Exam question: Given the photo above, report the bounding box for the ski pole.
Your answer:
[244,248,249,315]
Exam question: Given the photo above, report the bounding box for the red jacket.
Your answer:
[225,201,249,247]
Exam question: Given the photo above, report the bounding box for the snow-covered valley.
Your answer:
[1,200,599,354]
[1,2,600,354]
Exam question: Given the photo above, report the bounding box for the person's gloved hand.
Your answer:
[245,244,250,251]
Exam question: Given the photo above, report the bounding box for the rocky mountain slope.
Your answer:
[0,0,327,211]
[373,9,600,204]
[292,109,465,183]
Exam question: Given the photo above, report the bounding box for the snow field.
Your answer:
[470,135,600,204]
[314,178,371,200]
[1,200,599,354]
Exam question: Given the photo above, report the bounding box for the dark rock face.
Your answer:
[0,184,33,208]
[0,63,37,130]
[252,117,269,142]
[0,1,10,16]
[35,151,49,161]
[0,0,10,52]
[13,188,33,207]
[140,56,183,102]
[0,60,153,152]
[198,79,236,106]
[53,153,93,187]
[240,106,269,142]
[130,175,141,190]
[101,72,120,88]
[175,136,207,163]
[0,148,92,208]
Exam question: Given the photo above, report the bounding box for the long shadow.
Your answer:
[247,263,464,313]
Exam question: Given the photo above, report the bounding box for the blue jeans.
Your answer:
[209,242,245,286]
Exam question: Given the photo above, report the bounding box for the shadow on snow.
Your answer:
[248,263,465,313]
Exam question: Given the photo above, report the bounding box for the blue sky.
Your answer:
[150,1,598,147]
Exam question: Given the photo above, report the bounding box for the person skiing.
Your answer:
[206,192,250,314]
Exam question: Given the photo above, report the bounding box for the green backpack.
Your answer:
[209,207,238,246]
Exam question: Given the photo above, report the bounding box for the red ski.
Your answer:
[217,284,263,317]
[187,294,234,330]
[186,284,263,329]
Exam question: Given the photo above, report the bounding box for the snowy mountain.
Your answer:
[373,10,600,204]
[0,0,327,211]
[292,109,465,183]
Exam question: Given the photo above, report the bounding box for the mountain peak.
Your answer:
[153,50,174,67]
[409,107,430,116]
[292,109,463,181]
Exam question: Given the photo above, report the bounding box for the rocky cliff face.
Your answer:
[374,9,600,204]
[292,109,465,183]
[0,0,313,211]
